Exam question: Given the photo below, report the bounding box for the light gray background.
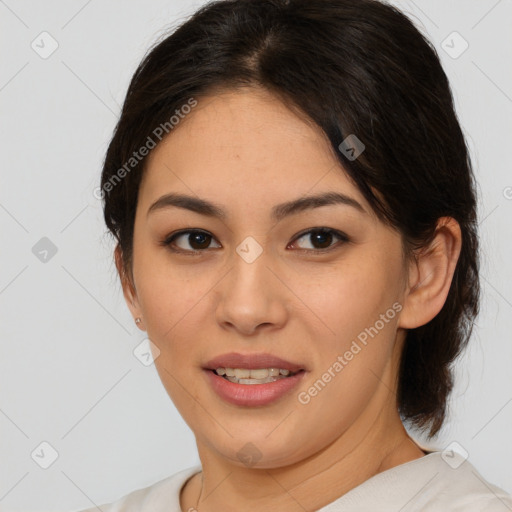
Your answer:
[1,1,511,510]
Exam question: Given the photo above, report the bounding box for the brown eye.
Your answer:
[163,230,221,252]
[291,228,349,251]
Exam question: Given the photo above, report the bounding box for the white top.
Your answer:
[76,452,512,511]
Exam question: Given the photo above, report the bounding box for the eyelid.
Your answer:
[160,229,221,253]
[161,227,349,254]
[288,227,350,252]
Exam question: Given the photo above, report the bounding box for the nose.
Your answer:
[214,244,289,336]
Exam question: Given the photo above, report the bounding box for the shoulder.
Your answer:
[320,452,512,512]
[388,451,512,511]
[418,452,512,511]
[73,465,201,512]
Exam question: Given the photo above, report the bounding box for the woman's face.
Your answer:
[126,87,410,468]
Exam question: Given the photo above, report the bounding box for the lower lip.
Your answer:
[204,369,306,407]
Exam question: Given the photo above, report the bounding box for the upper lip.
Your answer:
[204,352,305,372]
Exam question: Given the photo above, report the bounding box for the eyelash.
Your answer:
[160,228,350,255]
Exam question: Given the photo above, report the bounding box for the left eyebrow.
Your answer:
[271,191,366,221]
[147,191,367,220]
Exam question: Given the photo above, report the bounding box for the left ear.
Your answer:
[398,217,462,329]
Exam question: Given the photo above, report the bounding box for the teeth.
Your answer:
[234,368,251,379]
[226,376,283,385]
[214,367,298,384]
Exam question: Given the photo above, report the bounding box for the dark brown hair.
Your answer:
[100,0,479,438]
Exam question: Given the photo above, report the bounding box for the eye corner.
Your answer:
[160,228,220,254]
[290,227,350,252]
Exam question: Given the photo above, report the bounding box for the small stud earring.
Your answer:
[135,317,142,325]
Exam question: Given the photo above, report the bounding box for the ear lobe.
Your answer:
[398,217,462,330]
[114,244,143,324]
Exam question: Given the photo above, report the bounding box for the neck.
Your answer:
[180,390,425,512]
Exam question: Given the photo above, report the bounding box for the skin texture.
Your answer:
[116,86,462,512]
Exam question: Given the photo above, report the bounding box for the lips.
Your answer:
[203,352,306,372]
[205,368,306,406]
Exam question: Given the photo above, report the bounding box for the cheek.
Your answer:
[133,240,213,330]
[290,255,403,429]
[134,262,213,412]
[139,276,212,353]
[297,253,402,353]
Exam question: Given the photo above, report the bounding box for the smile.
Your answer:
[205,368,306,406]
[214,367,299,384]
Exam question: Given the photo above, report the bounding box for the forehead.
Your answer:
[139,87,369,214]
[149,87,334,164]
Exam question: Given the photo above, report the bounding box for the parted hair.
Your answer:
[100,0,480,438]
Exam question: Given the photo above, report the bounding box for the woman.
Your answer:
[80,0,512,510]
